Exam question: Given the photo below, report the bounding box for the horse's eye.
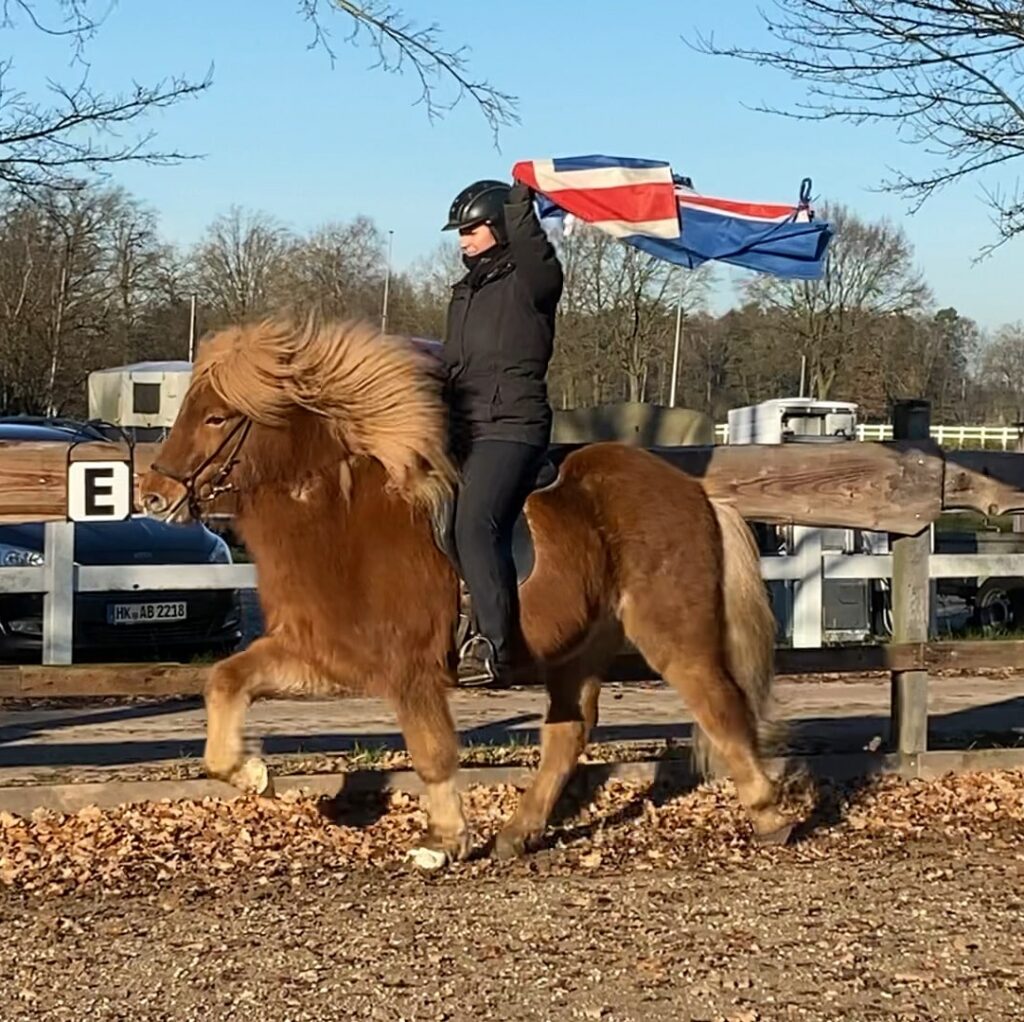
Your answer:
[205,415,227,427]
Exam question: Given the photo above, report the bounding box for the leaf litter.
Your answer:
[0,769,1022,1021]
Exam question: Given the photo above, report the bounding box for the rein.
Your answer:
[166,417,253,519]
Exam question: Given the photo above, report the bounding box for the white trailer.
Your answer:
[87,361,192,440]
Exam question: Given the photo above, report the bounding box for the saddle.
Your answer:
[429,455,561,651]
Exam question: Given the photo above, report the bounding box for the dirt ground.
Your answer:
[2,769,1023,1022]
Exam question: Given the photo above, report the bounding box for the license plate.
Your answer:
[107,601,187,625]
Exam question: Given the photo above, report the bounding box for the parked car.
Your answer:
[0,420,243,662]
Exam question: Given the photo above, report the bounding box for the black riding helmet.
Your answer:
[443,179,510,241]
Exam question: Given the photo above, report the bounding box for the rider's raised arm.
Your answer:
[503,183,563,307]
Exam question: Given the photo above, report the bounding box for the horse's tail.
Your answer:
[692,498,785,779]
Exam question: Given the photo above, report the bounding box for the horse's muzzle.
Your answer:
[138,470,190,523]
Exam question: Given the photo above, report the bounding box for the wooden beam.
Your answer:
[4,437,1024,533]
[0,663,207,699]
[4,641,1023,698]
[943,449,1024,517]
[642,440,944,534]
[0,439,945,532]
[0,440,136,524]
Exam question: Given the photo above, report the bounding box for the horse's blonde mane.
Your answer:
[192,315,456,508]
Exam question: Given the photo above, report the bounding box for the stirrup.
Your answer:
[456,634,498,686]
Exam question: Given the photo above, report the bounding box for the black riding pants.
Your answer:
[453,438,547,667]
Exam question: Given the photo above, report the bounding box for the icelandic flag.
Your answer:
[511,155,833,280]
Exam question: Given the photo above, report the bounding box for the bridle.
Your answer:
[164,417,253,519]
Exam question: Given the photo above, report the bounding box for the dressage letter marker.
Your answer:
[67,461,132,522]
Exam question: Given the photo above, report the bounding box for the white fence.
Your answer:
[4,520,1024,665]
[713,423,1023,449]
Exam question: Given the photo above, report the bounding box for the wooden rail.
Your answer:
[3,640,1023,699]
[4,434,1024,533]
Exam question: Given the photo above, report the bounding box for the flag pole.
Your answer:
[669,270,685,407]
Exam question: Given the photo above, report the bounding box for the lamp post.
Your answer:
[381,230,394,334]
[188,293,197,362]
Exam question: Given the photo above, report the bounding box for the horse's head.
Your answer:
[140,376,248,522]
[140,316,456,524]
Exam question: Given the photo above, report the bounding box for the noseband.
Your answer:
[165,418,252,519]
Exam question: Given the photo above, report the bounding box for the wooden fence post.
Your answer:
[889,400,931,757]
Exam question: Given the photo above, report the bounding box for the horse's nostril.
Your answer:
[143,492,168,515]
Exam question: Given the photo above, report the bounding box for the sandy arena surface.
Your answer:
[2,766,1023,1021]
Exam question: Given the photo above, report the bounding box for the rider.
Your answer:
[441,177,564,685]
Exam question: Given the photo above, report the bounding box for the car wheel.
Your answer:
[973,579,1024,635]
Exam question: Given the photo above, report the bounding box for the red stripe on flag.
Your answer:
[541,183,678,226]
[678,194,797,220]
[512,161,677,225]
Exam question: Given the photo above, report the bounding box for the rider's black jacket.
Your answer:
[442,184,564,450]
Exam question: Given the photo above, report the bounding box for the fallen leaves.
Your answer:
[0,769,1022,898]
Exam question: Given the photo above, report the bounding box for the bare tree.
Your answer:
[744,204,930,400]
[281,215,387,319]
[296,1,518,141]
[400,239,462,338]
[690,1,1024,244]
[105,193,168,351]
[190,207,293,324]
[552,225,712,405]
[980,321,1024,422]
[0,182,174,413]
[0,1,209,194]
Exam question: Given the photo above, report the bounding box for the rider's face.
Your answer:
[458,223,498,257]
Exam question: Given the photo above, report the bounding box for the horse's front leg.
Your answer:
[204,636,320,793]
[390,670,470,865]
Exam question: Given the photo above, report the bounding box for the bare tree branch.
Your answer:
[0,70,212,192]
[0,2,210,194]
[296,0,519,145]
[687,1,1024,245]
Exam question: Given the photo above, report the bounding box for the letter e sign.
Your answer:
[67,461,132,522]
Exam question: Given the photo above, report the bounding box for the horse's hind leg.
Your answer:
[661,657,789,840]
[494,672,602,860]
[204,636,321,792]
[390,672,470,863]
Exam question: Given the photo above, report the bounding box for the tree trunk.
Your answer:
[46,262,69,417]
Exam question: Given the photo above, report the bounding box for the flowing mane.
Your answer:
[192,315,457,509]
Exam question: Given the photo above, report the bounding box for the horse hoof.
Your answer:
[754,821,794,847]
[493,829,527,860]
[406,846,450,872]
[230,757,275,797]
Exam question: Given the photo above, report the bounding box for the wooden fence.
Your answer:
[2,400,1024,763]
[714,421,1024,449]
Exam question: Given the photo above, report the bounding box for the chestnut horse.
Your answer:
[140,316,793,863]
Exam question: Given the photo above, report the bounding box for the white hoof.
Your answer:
[230,757,275,796]
[406,846,449,872]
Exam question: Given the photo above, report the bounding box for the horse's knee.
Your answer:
[394,679,459,784]
[408,726,459,784]
[204,654,249,705]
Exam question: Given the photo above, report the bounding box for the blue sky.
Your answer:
[11,0,1023,330]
